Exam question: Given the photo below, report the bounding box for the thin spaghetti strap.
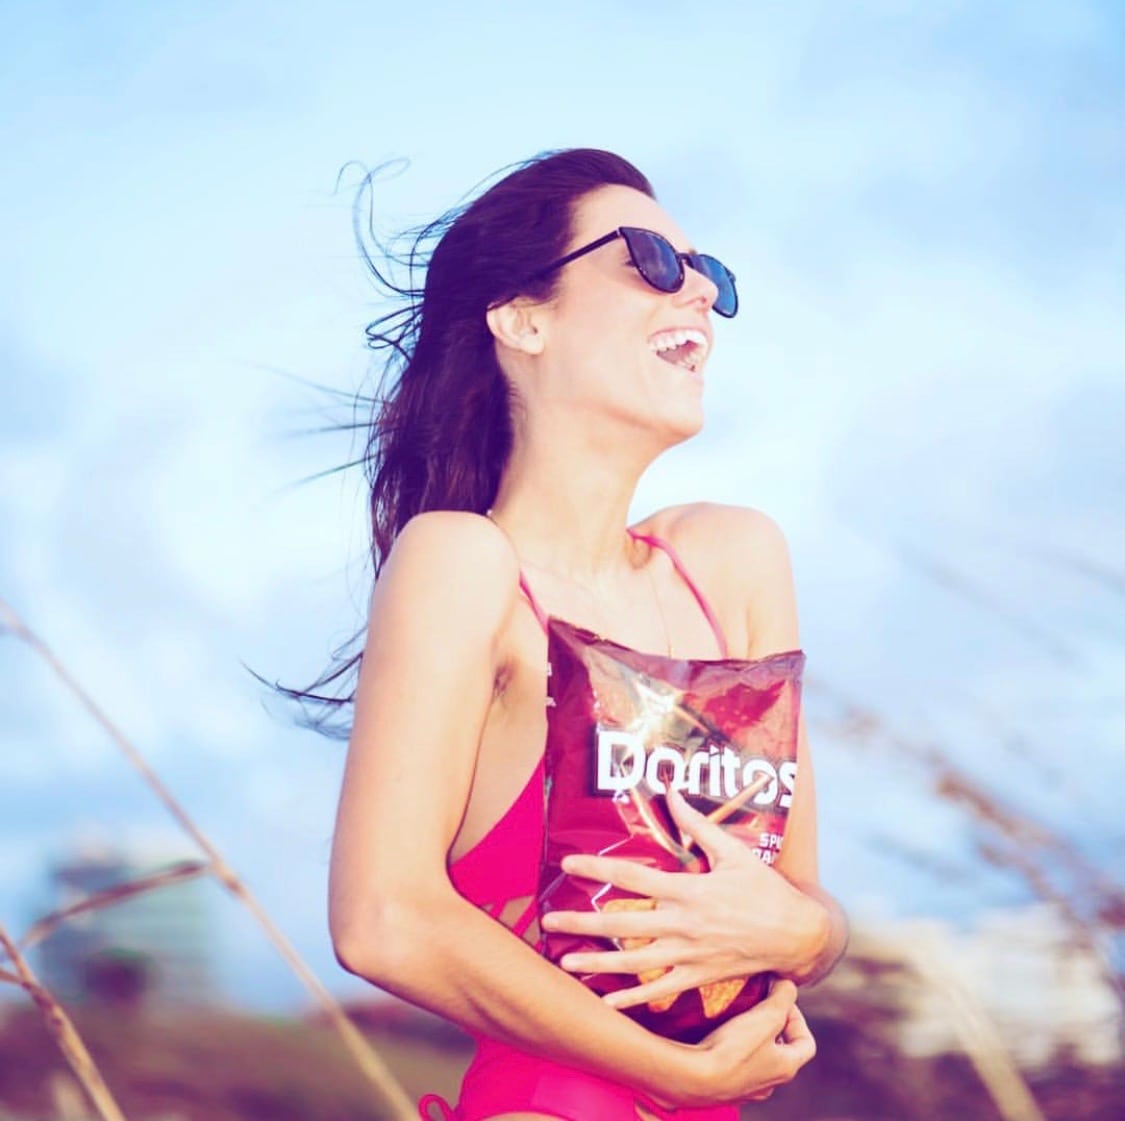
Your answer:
[486,509,550,635]
[518,572,550,634]
[629,529,730,657]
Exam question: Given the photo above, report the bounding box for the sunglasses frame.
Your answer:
[524,225,739,318]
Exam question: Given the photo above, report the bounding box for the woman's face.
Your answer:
[517,184,723,446]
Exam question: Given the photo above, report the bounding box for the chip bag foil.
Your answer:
[538,617,805,1044]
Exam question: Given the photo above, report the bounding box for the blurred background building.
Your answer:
[34,840,215,1007]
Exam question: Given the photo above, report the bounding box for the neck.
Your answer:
[489,417,660,588]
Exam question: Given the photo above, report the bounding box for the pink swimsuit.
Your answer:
[418,531,738,1121]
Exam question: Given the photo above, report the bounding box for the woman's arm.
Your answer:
[328,510,812,1108]
[546,505,848,1007]
[769,711,849,986]
[740,506,849,985]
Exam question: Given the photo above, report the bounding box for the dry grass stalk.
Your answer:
[48,1071,89,1121]
[0,922,130,1121]
[20,860,210,950]
[814,677,1111,1120]
[816,677,1124,1003]
[0,597,417,1121]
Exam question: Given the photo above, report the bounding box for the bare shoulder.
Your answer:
[383,509,519,571]
[640,502,799,655]
[368,510,522,644]
[642,501,791,577]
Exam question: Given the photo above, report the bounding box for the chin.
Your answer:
[651,363,706,442]
[660,400,706,445]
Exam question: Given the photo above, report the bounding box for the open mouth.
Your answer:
[648,328,708,375]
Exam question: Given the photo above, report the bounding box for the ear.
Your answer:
[485,297,546,356]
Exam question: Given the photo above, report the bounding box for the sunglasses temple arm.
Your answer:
[534,229,623,277]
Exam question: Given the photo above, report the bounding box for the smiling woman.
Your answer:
[288,148,847,1121]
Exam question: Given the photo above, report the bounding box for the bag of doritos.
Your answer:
[538,617,805,1044]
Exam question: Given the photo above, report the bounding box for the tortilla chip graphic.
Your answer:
[602,896,657,917]
[700,976,748,1019]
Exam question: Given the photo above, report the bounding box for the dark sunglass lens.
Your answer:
[695,254,738,318]
[623,228,682,292]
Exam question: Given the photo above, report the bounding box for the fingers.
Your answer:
[541,905,675,941]
[779,1002,816,1063]
[765,977,799,1006]
[735,997,815,1098]
[782,1001,806,1037]
[700,979,796,1049]
[559,942,678,977]
[601,969,691,1011]
[692,983,813,1104]
[559,854,685,900]
[777,1028,816,1076]
[734,979,798,1042]
[664,786,740,864]
[661,787,733,859]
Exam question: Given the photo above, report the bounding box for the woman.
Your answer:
[326,148,848,1120]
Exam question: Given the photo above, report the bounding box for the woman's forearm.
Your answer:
[335,886,708,1107]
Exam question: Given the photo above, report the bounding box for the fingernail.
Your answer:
[560,955,577,970]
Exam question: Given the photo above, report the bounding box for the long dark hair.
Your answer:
[277,148,654,735]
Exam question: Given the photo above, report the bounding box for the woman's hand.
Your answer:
[653,980,815,1109]
[541,785,830,1011]
[695,980,817,1104]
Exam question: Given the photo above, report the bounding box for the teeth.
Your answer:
[648,327,708,355]
[647,327,708,373]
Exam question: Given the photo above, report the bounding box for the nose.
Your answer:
[676,260,719,313]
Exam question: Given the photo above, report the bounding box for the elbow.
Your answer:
[330,895,434,988]
[330,922,376,981]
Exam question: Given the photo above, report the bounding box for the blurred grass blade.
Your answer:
[0,922,130,1121]
[885,933,1049,1121]
[0,596,417,1121]
[19,860,211,951]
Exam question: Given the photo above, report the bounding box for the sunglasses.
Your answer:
[527,225,739,318]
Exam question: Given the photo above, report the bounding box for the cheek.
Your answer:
[570,288,629,335]
[556,300,644,372]
[560,273,654,338]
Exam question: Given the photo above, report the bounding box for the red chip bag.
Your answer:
[538,617,805,1043]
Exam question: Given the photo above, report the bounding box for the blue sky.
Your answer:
[1,0,1122,1008]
